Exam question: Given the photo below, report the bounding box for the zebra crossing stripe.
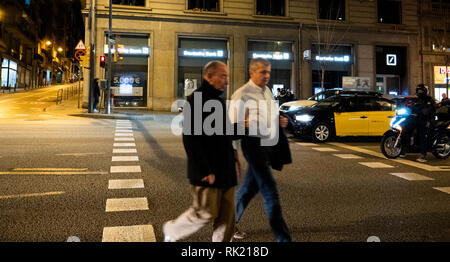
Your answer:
[105,197,149,212]
[102,225,156,242]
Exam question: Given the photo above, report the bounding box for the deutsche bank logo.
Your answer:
[386,54,397,66]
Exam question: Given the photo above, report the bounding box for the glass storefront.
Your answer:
[1,58,18,90]
[247,40,294,96]
[433,65,449,101]
[105,34,150,107]
[311,44,352,94]
[177,37,228,98]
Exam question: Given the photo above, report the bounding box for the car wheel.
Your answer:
[312,122,332,143]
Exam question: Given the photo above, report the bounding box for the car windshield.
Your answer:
[314,97,340,108]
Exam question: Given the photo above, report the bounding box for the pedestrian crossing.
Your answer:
[295,141,450,196]
[102,119,156,242]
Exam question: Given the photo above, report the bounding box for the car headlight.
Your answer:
[288,106,301,112]
[396,107,410,116]
[296,114,314,122]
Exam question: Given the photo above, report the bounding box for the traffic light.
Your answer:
[100,55,106,67]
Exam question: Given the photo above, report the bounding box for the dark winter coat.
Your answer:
[182,80,238,189]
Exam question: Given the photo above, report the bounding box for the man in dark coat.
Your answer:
[163,61,240,242]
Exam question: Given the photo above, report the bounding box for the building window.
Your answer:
[247,40,294,97]
[177,37,228,98]
[104,34,150,107]
[256,0,285,16]
[112,0,145,7]
[377,0,402,24]
[318,0,345,21]
[1,58,18,90]
[187,0,220,12]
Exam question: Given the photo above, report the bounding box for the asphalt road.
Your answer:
[1,87,450,242]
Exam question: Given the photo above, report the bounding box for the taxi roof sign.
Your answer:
[75,40,86,50]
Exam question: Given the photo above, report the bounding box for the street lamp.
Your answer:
[57,47,63,53]
[46,41,52,46]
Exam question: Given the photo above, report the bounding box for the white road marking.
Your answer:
[312,147,339,152]
[433,187,450,195]
[114,137,135,141]
[329,142,450,172]
[390,173,435,181]
[333,154,363,159]
[102,225,156,242]
[113,143,136,147]
[296,142,320,147]
[0,171,107,175]
[56,153,105,156]
[0,191,65,199]
[105,197,149,212]
[359,162,394,168]
[13,168,87,171]
[112,156,139,162]
[108,179,144,189]
[115,130,133,133]
[110,165,141,173]
[15,114,28,117]
[116,124,132,127]
[113,149,137,153]
[115,133,133,137]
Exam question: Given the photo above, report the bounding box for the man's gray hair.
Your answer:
[249,58,271,73]
[203,61,227,78]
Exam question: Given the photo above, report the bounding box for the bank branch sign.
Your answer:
[180,49,227,58]
[386,54,397,66]
[315,55,350,62]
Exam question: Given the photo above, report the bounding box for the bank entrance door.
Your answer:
[376,75,400,96]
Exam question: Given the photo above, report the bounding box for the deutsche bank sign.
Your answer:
[386,54,397,66]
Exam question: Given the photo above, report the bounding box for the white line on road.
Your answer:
[13,168,88,171]
[433,187,450,195]
[0,171,107,175]
[115,130,133,133]
[0,191,65,199]
[312,147,339,152]
[333,154,363,159]
[112,156,139,162]
[105,197,149,212]
[108,179,144,189]
[113,149,137,153]
[359,162,394,168]
[390,173,434,181]
[296,142,320,147]
[115,133,134,137]
[56,153,105,156]
[102,225,156,242]
[114,137,135,141]
[110,166,141,173]
[113,143,136,147]
[329,142,450,172]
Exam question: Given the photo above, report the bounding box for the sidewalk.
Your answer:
[45,94,178,121]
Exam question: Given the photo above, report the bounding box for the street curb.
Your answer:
[69,112,178,121]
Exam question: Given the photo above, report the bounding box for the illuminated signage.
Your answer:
[180,49,226,58]
[252,52,291,60]
[104,45,150,55]
[315,55,350,62]
[434,66,450,84]
[386,54,397,66]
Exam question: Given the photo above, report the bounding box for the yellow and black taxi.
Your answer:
[286,94,396,142]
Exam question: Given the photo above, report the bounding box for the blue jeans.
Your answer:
[236,137,291,242]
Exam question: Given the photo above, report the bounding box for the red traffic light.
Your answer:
[100,56,106,67]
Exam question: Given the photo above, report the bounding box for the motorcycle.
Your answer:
[380,106,450,159]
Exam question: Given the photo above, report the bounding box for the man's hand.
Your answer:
[201,174,215,185]
[280,115,288,128]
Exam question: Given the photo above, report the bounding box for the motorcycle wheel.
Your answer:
[432,135,450,159]
[380,133,402,159]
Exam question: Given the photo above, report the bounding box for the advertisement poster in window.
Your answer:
[111,72,145,97]
[342,77,371,91]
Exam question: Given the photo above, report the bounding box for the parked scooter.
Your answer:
[380,105,450,159]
